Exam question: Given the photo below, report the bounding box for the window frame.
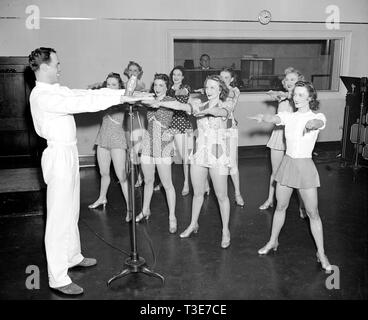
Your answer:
[166,28,352,101]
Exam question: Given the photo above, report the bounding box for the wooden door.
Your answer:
[0,57,44,168]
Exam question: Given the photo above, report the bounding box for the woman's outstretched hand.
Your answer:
[193,88,205,94]
[248,114,264,123]
[303,119,320,135]
[267,90,289,101]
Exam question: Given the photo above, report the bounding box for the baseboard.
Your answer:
[78,141,342,167]
[79,155,96,168]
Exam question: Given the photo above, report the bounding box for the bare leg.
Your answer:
[156,162,177,232]
[89,146,111,208]
[230,158,244,206]
[298,188,330,269]
[130,128,144,187]
[209,166,231,247]
[180,164,208,237]
[204,174,210,195]
[174,133,190,195]
[297,191,307,218]
[139,162,155,219]
[260,149,284,209]
[110,148,130,220]
[258,183,293,254]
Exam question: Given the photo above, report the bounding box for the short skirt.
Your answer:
[275,155,320,189]
[95,116,127,150]
[266,126,286,151]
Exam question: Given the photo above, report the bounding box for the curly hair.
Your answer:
[28,47,56,72]
[123,61,143,79]
[204,74,229,101]
[292,81,319,110]
[169,65,188,88]
[150,73,170,95]
[102,72,124,89]
[220,67,237,87]
[282,67,305,90]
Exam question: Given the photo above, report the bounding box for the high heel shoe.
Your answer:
[180,224,199,238]
[235,194,245,207]
[316,252,332,271]
[258,241,279,255]
[125,212,132,223]
[135,210,151,223]
[88,199,107,209]
[259,200,273,210]
[169,217,177,234]
[221,231,231,249]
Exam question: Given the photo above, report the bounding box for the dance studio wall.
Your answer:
[0,0,367,155]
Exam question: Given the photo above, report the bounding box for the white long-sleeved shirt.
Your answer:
[30,81,125,144]
[276,110,326,158]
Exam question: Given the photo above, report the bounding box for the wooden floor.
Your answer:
[0,168,44,193]
[0,154,367,300]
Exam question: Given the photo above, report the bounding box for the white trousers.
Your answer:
[41,141,84,288]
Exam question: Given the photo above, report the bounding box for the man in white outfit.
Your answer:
[28,47,132,295]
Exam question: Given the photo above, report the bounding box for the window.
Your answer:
[174,39,342,92]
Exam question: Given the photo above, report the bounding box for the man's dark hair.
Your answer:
[28,47,56,72]
[200,53,210,61]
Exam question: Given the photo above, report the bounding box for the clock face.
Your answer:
[258,10,272,25]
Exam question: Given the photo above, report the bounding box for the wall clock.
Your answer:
[258,10,272,25]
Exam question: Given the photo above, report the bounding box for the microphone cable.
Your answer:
[80,152,158,269]
[80,217,130,257]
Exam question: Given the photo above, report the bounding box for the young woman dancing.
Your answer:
[122,61,147,188]
[249,81,332,271]
[145,75,236,248]
[136,73,178,234]
[259,67,306,218]
[220,67,245,207]
[88,72,130,222]
[167,66,193,196]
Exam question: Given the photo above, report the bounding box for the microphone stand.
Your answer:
[107,102,164,286]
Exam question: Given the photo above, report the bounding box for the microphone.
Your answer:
[125,75,137,96]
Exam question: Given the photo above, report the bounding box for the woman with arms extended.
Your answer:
[219,67,245,207]
[259,67,306,218]
[136,73,178,234]
[145,75,236,248]
[167,66,193,196]
[122,61,147,188]
[88,72,130,222]
[249,81,332,271]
